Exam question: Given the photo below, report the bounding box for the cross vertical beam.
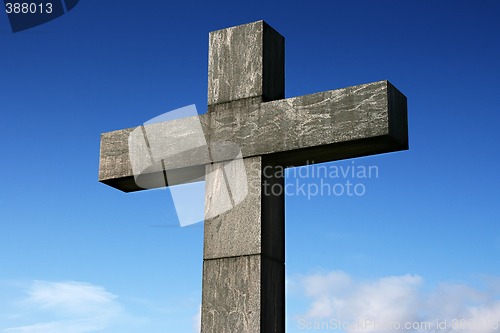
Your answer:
[201,21,285,332]
[98,19,408,333]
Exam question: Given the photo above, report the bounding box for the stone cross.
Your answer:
[98,20,408,333]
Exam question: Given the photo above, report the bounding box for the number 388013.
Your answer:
[5,2,53,14]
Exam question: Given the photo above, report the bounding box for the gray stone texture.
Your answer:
[201,255,284,333]
[98,19,408,333]
[208,20,284,105]
[99,81,407,192]
[204,156,284,260]
[204,157,262,259]
[202,156,284,333]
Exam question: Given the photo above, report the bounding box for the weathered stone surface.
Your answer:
[207,80,407,165]
[201,255,284,333]
[204,157,262,258]
[201,256,261,333]
[99,80,407,192]
[204,156,284,260]
[202,155,284,332]
[208,20,284,105]
[98,20,408,333]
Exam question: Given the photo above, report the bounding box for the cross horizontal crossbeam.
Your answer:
[99,80,407,192]
[98,20,409,333]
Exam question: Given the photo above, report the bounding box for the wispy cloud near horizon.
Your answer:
[294,271,500,333]
[2,281,122,333]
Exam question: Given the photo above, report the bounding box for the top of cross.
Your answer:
[98,20,408,193]
[208,20,284,105]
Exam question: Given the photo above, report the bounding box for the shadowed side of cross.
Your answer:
[99,20,408,333]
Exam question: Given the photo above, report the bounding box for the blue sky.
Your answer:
[1,1,500,332]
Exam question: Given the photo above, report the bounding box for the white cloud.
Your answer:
[26,281,120,316]
[3,281,123,333]
[296,271,500,333]
[192,305,201,333]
